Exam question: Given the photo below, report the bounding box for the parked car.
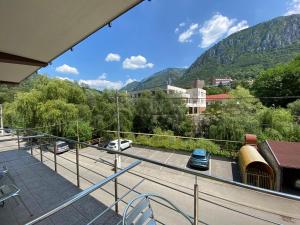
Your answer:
[295,179,300,189]
[3,127,11,134]
[106,139,132,151]
[46,141,70,154]
[188,149,210,170]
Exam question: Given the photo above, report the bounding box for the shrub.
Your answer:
[132,129,231,157]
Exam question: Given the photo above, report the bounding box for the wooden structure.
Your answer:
[239,145,274,190]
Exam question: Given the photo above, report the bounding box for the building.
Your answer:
[239,145,274,190]
[130,80,206,114]
[206,93,230,105]
[213,78,233,86]
[259,140,300,192]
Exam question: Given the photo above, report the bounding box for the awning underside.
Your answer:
[0,0,142,83]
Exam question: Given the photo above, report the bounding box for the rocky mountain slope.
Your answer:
[176,14,300,87]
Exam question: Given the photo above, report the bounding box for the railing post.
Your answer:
[40,143,43,162]
[30,138,33,155]
[194,176,199,225]
[114,158,119,214]
[54,141,57,172]
[76,144,80,187]
[17,130,20,150]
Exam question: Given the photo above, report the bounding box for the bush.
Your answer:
[132,129,230,157]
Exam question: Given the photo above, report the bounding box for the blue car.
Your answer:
[188,149,210,170]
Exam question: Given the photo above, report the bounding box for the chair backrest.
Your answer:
[122,193,193,225]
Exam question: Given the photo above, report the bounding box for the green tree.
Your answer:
[133,90,193,136]
[288,99,300,119]
[253,55,300,107]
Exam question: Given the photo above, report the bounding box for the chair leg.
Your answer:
[16,195,33,217]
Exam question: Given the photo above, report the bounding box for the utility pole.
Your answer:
[116,90,121,168]
[114,90,121,214]
[0,104,3,135]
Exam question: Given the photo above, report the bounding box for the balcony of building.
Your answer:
[0,129,299,225]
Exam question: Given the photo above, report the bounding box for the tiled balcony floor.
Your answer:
[0,141,121,225]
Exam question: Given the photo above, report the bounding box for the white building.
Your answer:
[130,81,206,114]
[213,78,233,86]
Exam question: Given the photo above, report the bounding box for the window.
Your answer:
[194,107,197,114]
[189,107,193,114]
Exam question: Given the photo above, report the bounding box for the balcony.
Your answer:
[0,129,299,225]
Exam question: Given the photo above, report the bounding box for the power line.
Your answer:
[105,130,243,143]
[119,95,300,100]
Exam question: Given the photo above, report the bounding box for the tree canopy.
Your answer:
[253,55,300,107]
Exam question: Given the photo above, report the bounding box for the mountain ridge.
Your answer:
[122,14,300,91]
[121,68,186,91]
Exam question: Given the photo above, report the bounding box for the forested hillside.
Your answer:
[176,14,300,86]
[121,68,185,91]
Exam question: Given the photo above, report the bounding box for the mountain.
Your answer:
[121,68,186,91]
[175,14,300,87]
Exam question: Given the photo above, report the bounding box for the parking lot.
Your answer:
[83,145,238,181]
[5,137,298,225]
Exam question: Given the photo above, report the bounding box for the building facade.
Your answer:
[130,81,206,114]
[213,78,233,86]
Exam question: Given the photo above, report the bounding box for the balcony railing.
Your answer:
[0,128,300,225]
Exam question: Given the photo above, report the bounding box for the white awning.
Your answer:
[0,0,142,83]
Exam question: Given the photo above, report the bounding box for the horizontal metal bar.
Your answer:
[0,138,18,142]
[32,145,279,224]
[106,130,243,143]
[25,160,141,225]
[22,135,45,139]
[43,134,300,201]
[87,178,145,225]
[8,130,300,201]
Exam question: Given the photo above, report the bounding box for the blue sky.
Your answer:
[39,0,299,90]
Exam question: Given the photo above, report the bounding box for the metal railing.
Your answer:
[25,160,141,225]
[1,128,300,225]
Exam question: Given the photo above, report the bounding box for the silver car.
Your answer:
[47,141,70,154]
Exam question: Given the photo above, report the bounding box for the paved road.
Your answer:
[29,145,300,225]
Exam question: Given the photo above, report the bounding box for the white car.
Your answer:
[107,139,132,151]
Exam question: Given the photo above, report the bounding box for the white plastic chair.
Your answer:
[122,193,193,225]
[0,166,33,216]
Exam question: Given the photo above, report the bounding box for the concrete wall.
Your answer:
[259,141,282,191]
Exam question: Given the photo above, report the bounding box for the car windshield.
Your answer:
[57,143,68,148]
[192,154,206,159]
[109,142,116,146]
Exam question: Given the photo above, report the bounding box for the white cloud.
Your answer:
[105,53,121,62]
[175,22,186,33]
[125,78,137,86]
[122,55,154,70]
[178,23,199,43]
[198,13,249,48]
[55,76,74,82]
[79,79,122,90]
[98,73,107,79]
[285,0,300,15]
[227,20,249,36]
[55,64,79,75]
[199,14,235,48]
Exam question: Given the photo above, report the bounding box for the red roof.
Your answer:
[206,94,230,100]
[266,140,300,169]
